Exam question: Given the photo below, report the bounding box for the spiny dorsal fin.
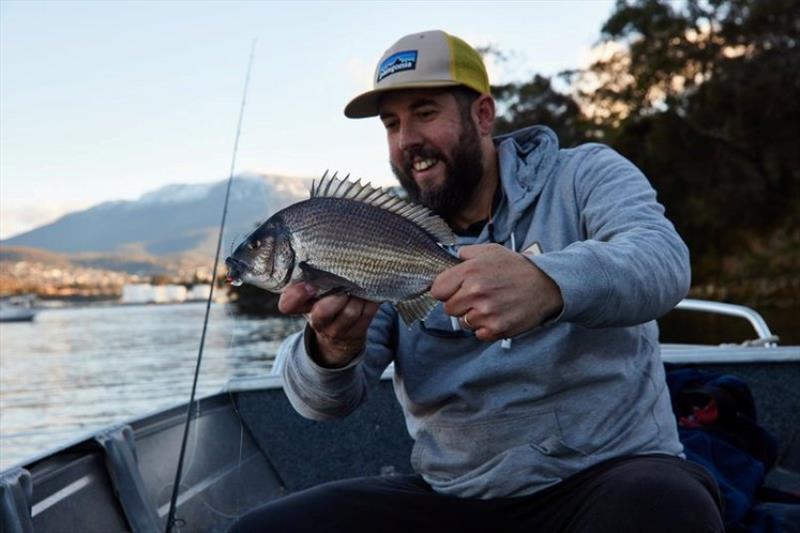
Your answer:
[309,172,455,244]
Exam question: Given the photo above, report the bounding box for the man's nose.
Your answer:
[398,124,423,151]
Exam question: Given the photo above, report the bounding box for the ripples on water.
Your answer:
[0,303,304,469]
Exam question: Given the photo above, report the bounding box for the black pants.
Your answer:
[229,454,724,533]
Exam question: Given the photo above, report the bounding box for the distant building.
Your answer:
[120,283,223,304]
[122,284,153,303]
[187,284,212,301]
[122,284,186,304]
[159,285,187,302]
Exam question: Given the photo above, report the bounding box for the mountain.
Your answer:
[1,174,313,258]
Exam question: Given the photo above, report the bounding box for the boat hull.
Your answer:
[3,354,797,532]
[0,309,36,322]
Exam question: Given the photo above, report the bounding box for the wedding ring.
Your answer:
[461,314,473,330]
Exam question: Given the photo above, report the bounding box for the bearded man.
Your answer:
[231,30,723,532]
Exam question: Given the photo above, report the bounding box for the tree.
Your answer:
[569,0,799,287]
[493,75,592,147]
[489,0,799,301]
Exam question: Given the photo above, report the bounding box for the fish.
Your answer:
[225,172,460,324]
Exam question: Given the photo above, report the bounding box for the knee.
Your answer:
[599,462,723,533]
[227,485,337,533]
[227,496,302,533]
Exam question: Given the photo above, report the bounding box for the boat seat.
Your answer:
[95,424,160,533]
[0,466,34,533]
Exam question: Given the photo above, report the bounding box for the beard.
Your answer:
[390,119,484,222]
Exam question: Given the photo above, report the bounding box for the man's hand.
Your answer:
[279,283,379,368]
[430,243,563,342]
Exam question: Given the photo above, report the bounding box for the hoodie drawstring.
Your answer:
[500,232,516,350]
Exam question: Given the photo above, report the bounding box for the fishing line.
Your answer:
[165,38,257,533]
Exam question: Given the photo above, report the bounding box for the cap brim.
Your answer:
[344,80,462,119]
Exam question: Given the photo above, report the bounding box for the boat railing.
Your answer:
[265,298,788,376]
[674,298,778,347]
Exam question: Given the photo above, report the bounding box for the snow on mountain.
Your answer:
[1,173,314,256]
[139,183,217,205]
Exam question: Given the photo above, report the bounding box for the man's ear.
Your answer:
[473,95,496,136]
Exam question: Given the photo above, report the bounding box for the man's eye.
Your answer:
[417,109,436,120]
[383,120,398,130]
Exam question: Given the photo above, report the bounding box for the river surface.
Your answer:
[0,302,796,470]
[0,303,303,470]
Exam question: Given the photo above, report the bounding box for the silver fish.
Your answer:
[225,172,460,324]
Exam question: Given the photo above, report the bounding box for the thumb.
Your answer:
[458,243,495,260]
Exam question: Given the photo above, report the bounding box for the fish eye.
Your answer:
[247,239,261,250]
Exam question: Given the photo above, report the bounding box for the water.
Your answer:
[0,303,304,470]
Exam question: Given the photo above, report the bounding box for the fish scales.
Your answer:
[225,174,460,323]
[282,197,456,301]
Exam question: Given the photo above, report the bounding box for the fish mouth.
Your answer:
[224,256,248,287]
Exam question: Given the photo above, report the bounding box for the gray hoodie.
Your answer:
[281,126,689,498]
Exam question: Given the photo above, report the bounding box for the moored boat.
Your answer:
[0,295,37,323]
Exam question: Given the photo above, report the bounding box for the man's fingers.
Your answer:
[323,298,381,338]
[442,291,472,319]
[329,297,366,334]
[350,301,380,334]
[433,244,504,302]
[431,264,466,301]
[278,283,318,315]
[307,294,350,330]
[457,243,496,260]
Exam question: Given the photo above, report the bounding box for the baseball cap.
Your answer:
[344,30,490,119]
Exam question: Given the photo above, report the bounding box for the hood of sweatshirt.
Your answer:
[488,125,560,246]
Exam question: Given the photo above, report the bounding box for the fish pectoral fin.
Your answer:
[396,291,438,326]
[298,261,362,296]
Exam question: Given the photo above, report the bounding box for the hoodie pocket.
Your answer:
[529,433,588,457]
[411,410,580,482]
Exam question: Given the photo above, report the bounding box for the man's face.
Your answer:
[378,89,484,221]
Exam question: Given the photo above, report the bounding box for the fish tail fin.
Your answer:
[396,291,438,326]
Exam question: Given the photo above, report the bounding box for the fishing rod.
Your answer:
[165,39,257,533]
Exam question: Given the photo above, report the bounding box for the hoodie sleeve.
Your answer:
[281,303,396,420]
[530,144,690,328]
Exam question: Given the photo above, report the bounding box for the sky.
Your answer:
[0,0,616,239]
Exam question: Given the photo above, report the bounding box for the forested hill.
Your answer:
[491,0,799,307]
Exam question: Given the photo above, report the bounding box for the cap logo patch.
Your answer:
[377,50,417,82]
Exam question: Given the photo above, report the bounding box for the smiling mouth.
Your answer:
[412,157,438,172]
